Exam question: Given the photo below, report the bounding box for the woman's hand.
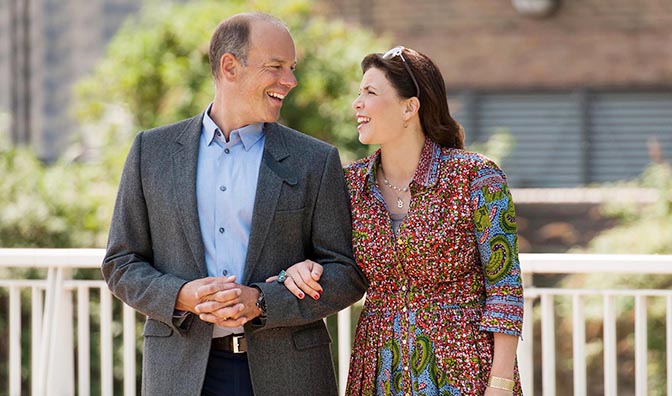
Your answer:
[266,260,324,300]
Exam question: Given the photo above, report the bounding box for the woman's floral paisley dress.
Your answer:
[344,139,524,396]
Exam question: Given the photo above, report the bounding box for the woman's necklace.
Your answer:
[380,166,410,209]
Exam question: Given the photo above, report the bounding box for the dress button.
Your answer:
[219,227,225,234]
[402,338,407,345]
[404,366,409,372]
[401,286,407,292]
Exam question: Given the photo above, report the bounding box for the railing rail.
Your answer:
[2,249,672,395]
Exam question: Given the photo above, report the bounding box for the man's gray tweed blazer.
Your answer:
[102,114,368,395]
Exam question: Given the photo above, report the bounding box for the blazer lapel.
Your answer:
[243,123,297,283]
[172,115,208,277]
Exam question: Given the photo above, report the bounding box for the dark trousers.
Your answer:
[201,349,254,396]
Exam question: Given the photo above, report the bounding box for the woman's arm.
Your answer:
[484,332,518,395]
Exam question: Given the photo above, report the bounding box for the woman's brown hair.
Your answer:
[361,48,464,149]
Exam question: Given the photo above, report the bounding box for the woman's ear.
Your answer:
[403,97,420,122]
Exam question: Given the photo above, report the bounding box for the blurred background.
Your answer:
[1,0,671,253]
[1,0,671,395]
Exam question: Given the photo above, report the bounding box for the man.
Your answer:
[102,12,367,396]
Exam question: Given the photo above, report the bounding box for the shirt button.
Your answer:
[216,131,222,137]
[222,269,228,276]
[224,148,230,154]
[404,366,409,372]
[401,286,407,292]
[402,338,407,344]
[402,307,407,313]
[220,185,227,192]
[219,227,225,234]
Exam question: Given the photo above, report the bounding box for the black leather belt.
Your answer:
[211,334,247,354]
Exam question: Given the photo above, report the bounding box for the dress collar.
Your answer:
[363,137,443,194]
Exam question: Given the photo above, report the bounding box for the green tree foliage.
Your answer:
[74,0,390,162]
[586,162,672,254]
[468,128,515,165]
[0,147,120,248]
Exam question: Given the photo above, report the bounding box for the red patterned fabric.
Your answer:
[344,138,524,396]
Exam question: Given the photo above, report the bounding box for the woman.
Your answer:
[274,47,524,396]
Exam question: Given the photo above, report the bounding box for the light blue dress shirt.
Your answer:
[197,103,265,337]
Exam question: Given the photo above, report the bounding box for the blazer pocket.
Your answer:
[142,318,173,337]
[272,207,306,235]
[292,322,332,351]
[274,206,306,214]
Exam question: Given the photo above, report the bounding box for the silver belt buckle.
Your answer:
[232,335,244,354]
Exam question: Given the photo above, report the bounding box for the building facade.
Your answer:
[2,0,671,183]
[0,0,138,160]
[319,0,672,187]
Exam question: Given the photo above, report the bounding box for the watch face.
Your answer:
[257,292,267,314]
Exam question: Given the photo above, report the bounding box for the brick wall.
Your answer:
[317,0,672,89]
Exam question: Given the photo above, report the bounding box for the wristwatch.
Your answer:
[255,288,267,319]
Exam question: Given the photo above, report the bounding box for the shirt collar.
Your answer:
[202,103,265,151]
[363,137,443,194]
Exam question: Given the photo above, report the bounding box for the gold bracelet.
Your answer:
[487,376,515,391]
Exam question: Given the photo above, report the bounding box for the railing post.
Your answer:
[541,294,555,396]
[572,294,586,396]
[78,286,91,396]
[123,304,137,396]
[518,292,535,396]
[337,306,352,396]
[634,295,647,396]
[603,294,617,396]
[31,286,43,395]
[36,267,58,395]
[9,286,21,396]
[47,268,75,396]
[100,287,114,396]
[667,295,672,396]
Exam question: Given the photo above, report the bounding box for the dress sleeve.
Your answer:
[470,163,524,337]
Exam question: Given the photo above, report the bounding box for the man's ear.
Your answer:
[219,53,239,82]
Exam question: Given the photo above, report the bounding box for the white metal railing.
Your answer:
[0,249,135,396]
[2,249,672,396]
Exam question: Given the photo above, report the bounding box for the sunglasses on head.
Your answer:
[382,46,420,98]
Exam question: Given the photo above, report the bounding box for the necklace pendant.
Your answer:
[396,197,403,208]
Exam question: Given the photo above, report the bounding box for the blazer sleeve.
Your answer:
[252,146,369,329]
[101,132,188,332]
